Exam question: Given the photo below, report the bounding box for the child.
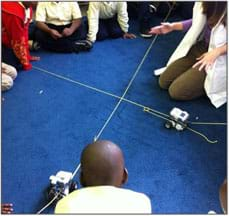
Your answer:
[2,2,40,70]
[35,2,91,53]
[87,2,136,43]
[55,140,151,213]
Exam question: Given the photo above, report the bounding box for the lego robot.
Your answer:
[165,107,189,131]
[47,171,77,202]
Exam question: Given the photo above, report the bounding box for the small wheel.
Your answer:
[165,121,172,129]
[69,181,78,192]
[175,124,184,131]
[46,184,57,202]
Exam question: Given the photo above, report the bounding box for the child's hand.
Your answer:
[123,32,136,39]
[49,29,62,40]
[2,203,13,214]
[30,56,40,61]
[62,28,73,37]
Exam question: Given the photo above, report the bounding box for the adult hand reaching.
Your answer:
[149,22,174,35]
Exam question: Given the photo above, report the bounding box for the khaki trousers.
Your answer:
[159,41,208,100]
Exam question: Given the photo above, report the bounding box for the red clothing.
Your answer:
[2,2,33,70]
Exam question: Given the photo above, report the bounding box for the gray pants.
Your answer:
[159,41,208,100]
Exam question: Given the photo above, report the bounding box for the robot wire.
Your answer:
[36,164,81,214]
[93,28,162,141]
[94,3,175,141]
[143,109,218,144]
[186,126,218,144]
[33,4,222,213]
[35,7,175,214]
[188,121,226,126]
[33,68,226,128]
[36,192,60,214]
[75,6,176,198]
[72,163,81,179]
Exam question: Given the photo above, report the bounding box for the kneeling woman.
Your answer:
[150,2,227,108]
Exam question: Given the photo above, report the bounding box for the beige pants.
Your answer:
[159,41,208,101]
[2,63,17,91]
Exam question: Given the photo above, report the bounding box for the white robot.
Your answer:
[47,171,77,202]
[165,107,189,131]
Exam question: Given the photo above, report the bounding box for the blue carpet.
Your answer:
[2,15,226,214]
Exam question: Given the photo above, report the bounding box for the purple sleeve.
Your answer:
[182,19,192,32]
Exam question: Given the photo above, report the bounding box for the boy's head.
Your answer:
[80,140,128,187]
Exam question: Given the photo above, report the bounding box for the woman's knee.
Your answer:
[168,85,184,100]
[158,74,170,89]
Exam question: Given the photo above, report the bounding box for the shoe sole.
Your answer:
[140,33,153,38]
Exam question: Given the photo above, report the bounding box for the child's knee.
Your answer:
[2,74,14,91]
[110,30,123,39]
[2,63,17,80]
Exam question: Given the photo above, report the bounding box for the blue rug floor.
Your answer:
[2,14,226,214]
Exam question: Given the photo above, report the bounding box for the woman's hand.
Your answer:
[148,22,174,35]
[193,45,227,71]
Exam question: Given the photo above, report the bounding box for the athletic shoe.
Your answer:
[74,40,93,53]
[140,30,152,38]
[29,40,41,51]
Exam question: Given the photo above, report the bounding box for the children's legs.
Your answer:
[77,18,88,40]
[2,73,13,92]
[29,21,37,40]
[68,19,88,41]
[1,63,17,91]
[2,63,17,80]
[2,45,22,70]
[96,19,109,41]
[138,2,152,33]
[107,16,123,39]
[35,24,80,52]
